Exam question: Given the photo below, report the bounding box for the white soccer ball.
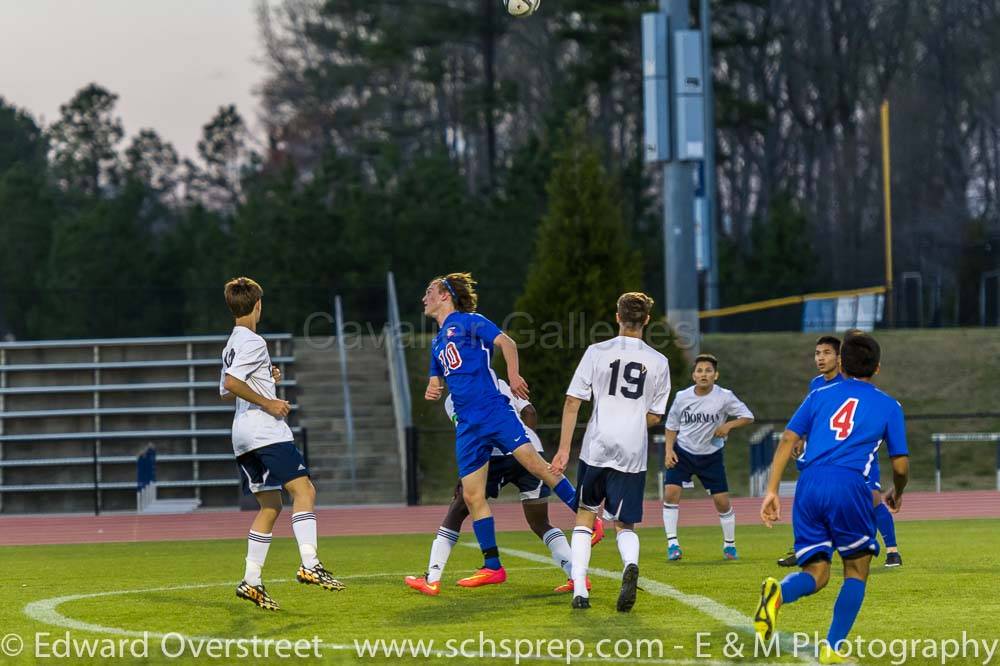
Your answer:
[505,0,540,18]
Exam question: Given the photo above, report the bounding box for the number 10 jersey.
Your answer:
[566,336,671,473]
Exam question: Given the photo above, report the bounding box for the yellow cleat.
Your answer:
[753,577,782,641]
[818,645,850,664]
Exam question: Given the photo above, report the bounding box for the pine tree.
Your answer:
[512,119,678,421]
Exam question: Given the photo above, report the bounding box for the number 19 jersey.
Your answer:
[566,336,671,473]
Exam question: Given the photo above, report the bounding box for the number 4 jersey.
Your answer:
[566,336,671,473]
[787,378,908,474]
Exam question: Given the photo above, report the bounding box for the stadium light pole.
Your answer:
[662,0,700,358]
[880,100,895,327]
[701,0,720,328]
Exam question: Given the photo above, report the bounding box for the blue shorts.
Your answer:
[664,446,729,494]
[793,465,880,565]
[236,441,309,495]
[486,455,551,501]
[455,406,532,478]
[577,460,646,525]
[866,458,881,491]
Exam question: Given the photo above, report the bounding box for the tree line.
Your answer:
[1,0,998,343]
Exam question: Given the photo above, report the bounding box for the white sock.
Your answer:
[427,527,459,584]
[570,526,593,598]
[663,503,679,547]
[617,529,640,567]
[244,530,271,586]
[291,511,319,568]
[542,527,572,577]
[719,508,736,548]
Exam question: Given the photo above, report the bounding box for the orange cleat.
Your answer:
[404,575,441,596]
[554,577,591,593]
[591,518,605,546]
[456,566,507,588]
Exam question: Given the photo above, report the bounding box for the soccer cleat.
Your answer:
[753,577,782,642]
[818,645,850,664]
[777,548,798,567]
[554,577,591,593]
[885,551,903,568]
[404,574,441,596]
[236,580,280,610]
[616,563,639,612]
[723,546,739,560]
[591,518,605,546]
[297,563,346,591]
[571,595,590,609]
[667,544,683,561]
[457,566,507,588]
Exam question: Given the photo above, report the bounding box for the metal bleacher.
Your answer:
[0,335,297,514]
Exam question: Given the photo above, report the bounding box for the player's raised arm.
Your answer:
[493,332,528,399]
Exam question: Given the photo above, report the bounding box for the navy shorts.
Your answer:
[486,455,551,501]
[664,446,729,494]
[577,460,646,525]
[792,465,880,565]
[455,406,532,478]
[236,441,309,495]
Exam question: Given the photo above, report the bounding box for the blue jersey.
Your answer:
[787,378,908,475]
[429,312,508,423]
[808,372,844,392]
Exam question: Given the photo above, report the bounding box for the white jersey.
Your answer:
[566,336,671,473]
[665,385,754,455]
[220,326,293,456]
[445,377,543,455]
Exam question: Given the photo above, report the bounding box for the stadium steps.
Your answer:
[294,336,404,505]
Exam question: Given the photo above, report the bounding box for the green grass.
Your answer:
[405,329,1000,503]
[2,519,998,665]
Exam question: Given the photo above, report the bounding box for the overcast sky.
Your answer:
[0,0,267,160]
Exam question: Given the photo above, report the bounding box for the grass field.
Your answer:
[3,518,998,665]
[405,329,1000,503]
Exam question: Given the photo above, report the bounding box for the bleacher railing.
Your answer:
[932,432,1000,492]
[0,334,296,514]
[385,272,418,505]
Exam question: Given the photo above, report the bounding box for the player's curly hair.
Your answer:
[617,291,654,329]
[434,272,478,313]
[224,277,263,318]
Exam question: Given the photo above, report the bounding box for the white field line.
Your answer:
[462,543,818,665]
[22,561,804,665]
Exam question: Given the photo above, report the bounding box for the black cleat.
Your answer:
[777,548,798,567]
[236,580,280,610]
[885,551,903,567]
[297,563,346,591]
[617,563,639,612]
[572,595,590,609]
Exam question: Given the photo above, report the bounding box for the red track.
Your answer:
[0,491,996,547]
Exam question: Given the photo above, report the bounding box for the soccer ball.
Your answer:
[505,0,540,18]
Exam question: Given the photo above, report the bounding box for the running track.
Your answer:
[0,491,996,546]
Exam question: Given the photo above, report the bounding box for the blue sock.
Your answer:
[827,578,866,648]
[553,478,578,512]
[472,517,501,570]
[875,502,897,548]
[779,571,817,604]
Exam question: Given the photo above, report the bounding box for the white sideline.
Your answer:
[22,560,809,665]
[462,543,817,665]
